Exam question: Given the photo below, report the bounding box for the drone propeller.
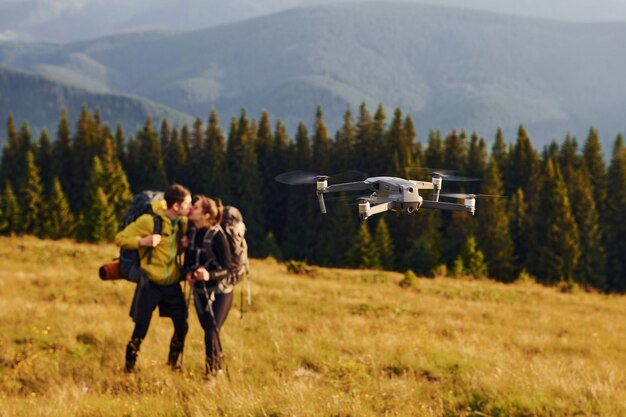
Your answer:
[274,170,367,186]
[405,167,480,182]
[430,172,479,182]
[440,193,502,199]
[274,170,327,185]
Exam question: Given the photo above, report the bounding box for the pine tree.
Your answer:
[101,137,132,222]
[558,134,580,186]
[315,194,357,266]
[165,127,189,186]
[404,115,421,173]
[53,109,73,197]
[582,127,607,218]
[475,158,515,281]
[444,129,467,173]
[135,118,167,191]
[334,108,356,172]
[205,109,229,199]
[0,117,32,195]
[374,217,394,270]
[351,221,381,269]
[226,115,243,199]
[268,120,290,245]
[508,188,529,272]
[466,133,488,179]
[256,110,275,236]
[570,170,606,289]
[403,237,439,277]
[0,114,19,188]
[0,195,6,234]
[70,106,98,212]
[0,183,20,235]
[461,236,488,278]
[78,157,117,242]
[386,108,407,175]
[442,209,473,266]
[231,127,265,256]
[605,134,626,291]
[160,119,171,164]
[505,125,540,200]
[124,135,140,191]
[542,140,560,164]
[312,106,332,174]
[354,102,374,172]
[425,130,445,170]
[283,123,313,260]
[529,159,580,284]
[35,129,54,193]
[371,103,387,174]
[79,187,117,242]
[492,128,508,177]
[22,151,44,236]
[114,123,126,168]
[42,177,76,239]
[187,116,205,193]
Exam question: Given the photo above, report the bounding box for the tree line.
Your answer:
[0,104,624,292]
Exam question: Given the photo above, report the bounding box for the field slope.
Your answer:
[1,236,625,416]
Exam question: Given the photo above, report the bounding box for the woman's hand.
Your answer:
[180,235,189,249]
[193,267,210,281]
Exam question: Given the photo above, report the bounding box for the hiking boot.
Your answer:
[167,333,185,370]
[125,337,142,373]
[204,356,224,378]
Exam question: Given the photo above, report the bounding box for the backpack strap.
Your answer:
[144,213,162,265]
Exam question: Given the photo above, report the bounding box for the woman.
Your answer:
[184,195,233,377]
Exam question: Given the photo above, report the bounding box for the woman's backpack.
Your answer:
[221,206,249,286]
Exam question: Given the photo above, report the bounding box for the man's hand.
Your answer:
[180,235,189,249]
[138,234,162,247]
[186,271,196,286]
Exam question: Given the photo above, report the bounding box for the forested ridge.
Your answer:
[1,104,624,291]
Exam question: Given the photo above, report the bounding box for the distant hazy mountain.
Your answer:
[1,0,626,43]
[1,3,625,150]
[0,66,193,147]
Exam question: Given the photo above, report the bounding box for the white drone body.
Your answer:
[316,175,476,219]
[276,170,481,220]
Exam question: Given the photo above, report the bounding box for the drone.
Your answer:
[275,170,493,220]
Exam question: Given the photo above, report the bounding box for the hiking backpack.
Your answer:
[221,206,249,286]
[118,191,163,282]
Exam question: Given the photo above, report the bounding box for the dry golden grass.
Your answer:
[1,235,625,416]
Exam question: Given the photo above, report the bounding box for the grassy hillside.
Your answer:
[2,3,626,149]
[1,236,625,416]
[0,66,193,147]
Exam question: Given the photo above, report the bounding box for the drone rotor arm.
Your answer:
[323,181,371,193]
[421,200,474,213]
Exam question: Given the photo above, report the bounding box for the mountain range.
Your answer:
[2,0,626,43]
[1,2,625,151]
[0,66,192,140]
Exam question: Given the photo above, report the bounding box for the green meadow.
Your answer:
[1,236,625,416]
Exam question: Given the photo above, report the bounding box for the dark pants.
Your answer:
[194,283,233,372]
[129,280,188,351]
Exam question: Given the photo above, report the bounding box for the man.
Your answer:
[115,184,192,372]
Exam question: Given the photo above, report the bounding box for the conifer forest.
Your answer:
[1,104,624,292]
